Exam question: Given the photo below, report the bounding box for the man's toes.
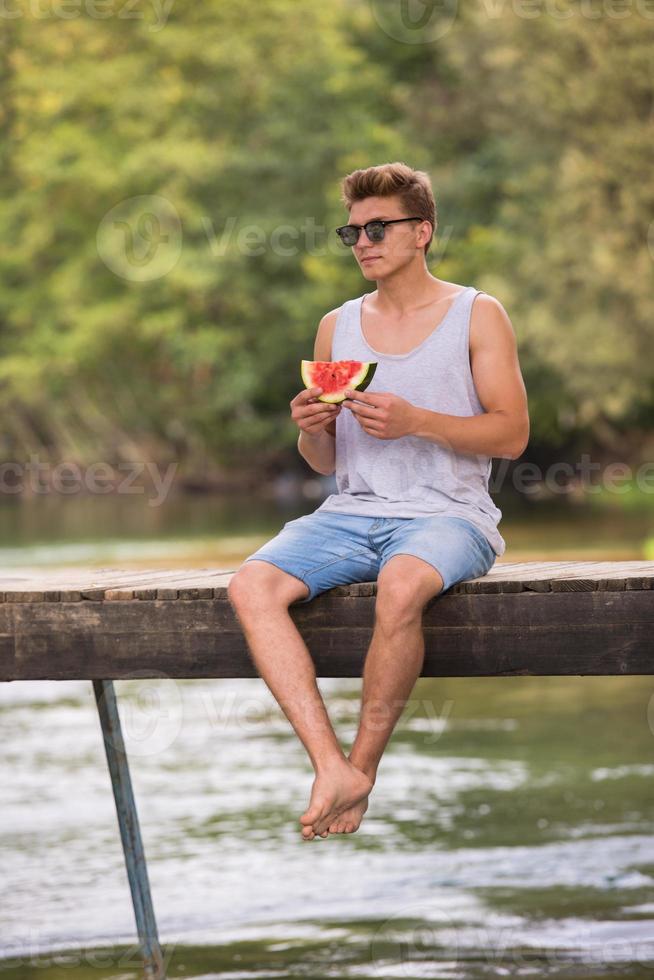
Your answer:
[301,822,329,840]
[300,803,322,826]
[314,807,343,836]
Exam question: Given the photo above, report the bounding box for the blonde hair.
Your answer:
[340,161,437,255]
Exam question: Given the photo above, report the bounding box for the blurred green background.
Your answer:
[0,0,652,570]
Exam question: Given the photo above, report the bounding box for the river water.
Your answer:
[1,491,653,978]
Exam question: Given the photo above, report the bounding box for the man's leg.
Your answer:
[227,560,374,840]
[324,554,444,836]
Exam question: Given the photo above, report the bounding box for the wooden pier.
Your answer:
[1,560,653,978]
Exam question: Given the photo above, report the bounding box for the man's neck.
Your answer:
[371,267,451,317]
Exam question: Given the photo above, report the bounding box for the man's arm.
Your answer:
[412,294,530,459]
[297,307,340,475]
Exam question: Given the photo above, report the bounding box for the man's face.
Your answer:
[347,195,427,279]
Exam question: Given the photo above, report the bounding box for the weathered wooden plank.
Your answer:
[2,589,652,634]
[0,589,652,680]
[3,619,653,679]
[0,567,236,600]
[626,576,654,590]
[462,578,534,594]
[6,591,46,602]
[0,562,653,601]
[551,578,598,592]
[156,588,180,600]
[0,635,16,664]
[178,587,214,599]
[105,589,137,601]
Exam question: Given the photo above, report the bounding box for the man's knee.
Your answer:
[375,584,424,630]
[375,559,444,628]
[227,561,309,613]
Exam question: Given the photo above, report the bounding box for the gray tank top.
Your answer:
[314,285,506,557]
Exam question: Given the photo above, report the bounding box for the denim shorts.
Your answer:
[241,510,497,604]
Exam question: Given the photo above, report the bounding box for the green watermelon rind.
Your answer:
[301,360,377,403]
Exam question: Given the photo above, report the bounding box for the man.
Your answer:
[228,161,529,842]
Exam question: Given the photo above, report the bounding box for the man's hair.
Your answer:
[340,161,437,255]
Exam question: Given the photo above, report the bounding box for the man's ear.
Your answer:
[419,220,433,247]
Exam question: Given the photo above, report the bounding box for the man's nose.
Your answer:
[356,227,376,249]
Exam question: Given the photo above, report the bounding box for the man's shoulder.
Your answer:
[470,291,514,348]
[319,304,343,330]
[471,290,507,315]
[316,296,360,344]
[319,293,363,326]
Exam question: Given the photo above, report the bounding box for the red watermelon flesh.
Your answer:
[300,359,377,404]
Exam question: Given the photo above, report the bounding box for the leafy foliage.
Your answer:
[0,0,651,474]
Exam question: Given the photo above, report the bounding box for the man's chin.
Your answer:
[361,262,385,277]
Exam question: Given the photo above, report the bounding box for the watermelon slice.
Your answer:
[301,359,377,404]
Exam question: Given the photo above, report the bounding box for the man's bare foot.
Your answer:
[326,794,369,835]
[327,758,376,834]
[300,758,373,840]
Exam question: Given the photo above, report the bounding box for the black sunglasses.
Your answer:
[335,216,424,247]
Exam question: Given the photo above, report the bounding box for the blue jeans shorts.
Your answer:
[241,511,497,604]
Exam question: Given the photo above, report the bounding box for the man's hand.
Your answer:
[342,389,419,440]
[291,386,340,436]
